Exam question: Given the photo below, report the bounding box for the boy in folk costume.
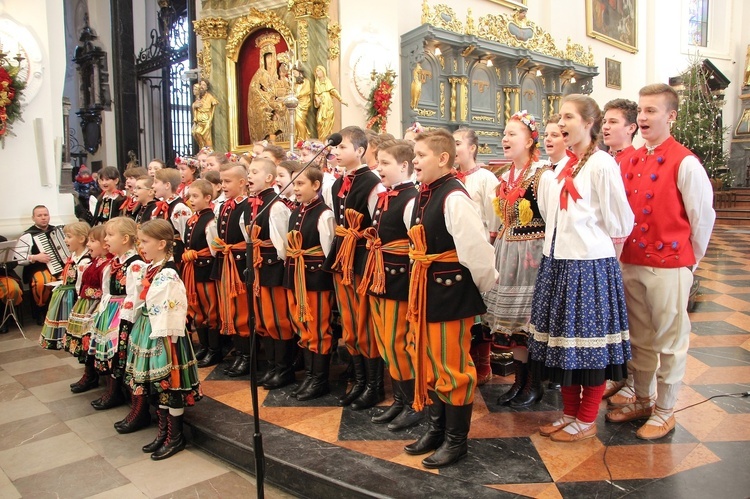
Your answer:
[404,129,497,468]
[246,158,294,389]
[284,166,336,400]
[210,164,252,376]
[133,176,158,225]
[182,180,221,368]
[16,205,58,324]
[152,168,192,265]
[323,126,387,409]
[453,127,502,386]
[607,84,715,440]
[121,166,148,219]
[360,139,423,431]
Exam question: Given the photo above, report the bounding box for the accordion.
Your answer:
[33,227,70,276]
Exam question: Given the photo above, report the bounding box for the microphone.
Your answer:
[326,133,343,147]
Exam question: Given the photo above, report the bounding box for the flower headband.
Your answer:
[286,151,300,161]
[199,146,214,155]
[407,121,425,134]
[510,110,539,145]
[295,140,326,154]
[225,152,240,163]
[175,156,200,169]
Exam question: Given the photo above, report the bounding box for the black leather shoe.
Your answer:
[497,360,527,405]
[223,354,244,375]
[338,355,366,406]
[404,392,445,455]
[114,395,151,434]
[387,379,424,431]
[350,357,385,411]
[421,403,472,468]
[296,352,331,401]
[372,379,404,424]
[226,354,251,377]
[292,349,314,398]
[197,348,223,368]
[151,413,186,460]
[142,409,168,453]
[263,339,296,390]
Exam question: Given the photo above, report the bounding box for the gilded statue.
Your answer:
[247,33,288,141]
[410,63,423,109]
[744,45,750,87]
[293,66,312,140]
[192,79,218,149]
[314,65,347,139]
[272,61,292,141]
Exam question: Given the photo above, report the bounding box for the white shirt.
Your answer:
[98,249,146,323]
[442,191,499,293]
[460,167,501,238]
[537,149,634,260]
[675,155,715,265]
[145,262,188,339]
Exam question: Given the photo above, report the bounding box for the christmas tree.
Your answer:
[671,58,732,188]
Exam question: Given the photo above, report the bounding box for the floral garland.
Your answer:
[365,71,396,133]
[0,62,25,138]
[510,110,539,145]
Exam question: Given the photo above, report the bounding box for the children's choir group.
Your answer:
[8,83,715,469]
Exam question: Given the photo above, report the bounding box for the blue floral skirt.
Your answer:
[528,247,631,386]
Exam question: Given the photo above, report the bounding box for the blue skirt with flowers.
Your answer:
[528,238,631,387]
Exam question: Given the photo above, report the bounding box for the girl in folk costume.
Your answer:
[181,180,221,368]
[482,111,550,408]
[88,217,146,410]
[125,219,201,460]
[65,225,112,393]
[528,95,634,442]
[121,167,148,219]
[283,166,335,401]
[452,127,501,387]
[175,156,199,202]
[89,166,127,226]
[39,222,92,350]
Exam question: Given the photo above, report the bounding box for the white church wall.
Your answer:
[0,0,71,237]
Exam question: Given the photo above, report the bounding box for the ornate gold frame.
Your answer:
[585,0,637,54]
[225,9,296,152]
[487,0,527,10]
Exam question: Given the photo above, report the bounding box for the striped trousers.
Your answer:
[423,317,477,406]
[288,289,334,354]
[332,273,377,358]
[255,286,294,340]
[369,296,415,381]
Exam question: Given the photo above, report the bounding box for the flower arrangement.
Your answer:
[366,70,396,133]
[0,59,25,139]
[510,110,539,145]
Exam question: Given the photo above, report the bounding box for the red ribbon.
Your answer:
[376,189,398,211]
[338,175,354,198]
[248,196,264,220]
[556,151,581,210]
[152,200,169,218]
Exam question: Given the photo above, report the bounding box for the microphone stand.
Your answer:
[243,139,337,498]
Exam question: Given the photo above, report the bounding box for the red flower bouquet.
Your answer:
[0,64,25,139]
[365,71,396,133]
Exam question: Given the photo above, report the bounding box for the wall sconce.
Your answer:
[485,58,493,67]
[535,68,542,77]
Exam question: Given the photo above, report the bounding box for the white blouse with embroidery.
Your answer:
[144,263,188,339]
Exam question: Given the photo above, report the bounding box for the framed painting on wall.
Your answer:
[586,0,637,53]
[605,58,621,89]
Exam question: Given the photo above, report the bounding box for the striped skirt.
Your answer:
[39,284,76,350]
[63,296,100,360]
[88,296,125,368]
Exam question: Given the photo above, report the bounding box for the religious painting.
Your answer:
[586,0,638,54]
[236,28,291,145]
[605,58,621,89]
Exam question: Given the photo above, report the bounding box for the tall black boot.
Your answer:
[296,352,331,401]
[404,391,445,455]
[115,393,151,434]
[71,356,99,393]
[422,403,472,468]
[91,374,126,410]
[151,412,186,460]
[142,408,168,453]
[227,336,251,377]
[350,357,384,411]
[194,327,209,361]
[509,363,544,408]
[292,348,314,398]
[371,377,404,424]
[264,339,296,389]
[388,378,425,431]
[338,355,366,406]
[497,360,527,405]
[223,335,244,375]
[197,329,223,368]
[257,336,276,385]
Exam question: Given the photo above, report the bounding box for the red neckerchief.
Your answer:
[497,160,531,206]
[119,195,137,212]
[248,196,264,221]
[453,165,480,183]
[153,200,169,218]
[139,263,161,300]
[338,174,355,198]
[556,150,582,210]
[376,189,398,211]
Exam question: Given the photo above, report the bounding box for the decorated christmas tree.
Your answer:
[671,58,732,188]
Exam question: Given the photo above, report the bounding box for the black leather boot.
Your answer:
[371,378,404,424]
[350,357,384,411]
[404,391,445,455]
[509,364,544,408]
[257,336,276,385]
[151,412,186,460]
[194,327,209,361]
[142,408,168,453]
[292,348,314,398]
[223,336,244,375]
[264,339,296,389]
[91,375,126,410]
[197,348,222,368]
[71,357,99,393]
[422,403,472,468]
[338,355,366,406]
[227,337,251,377]
[388,378,425,431]
[296,352,331,401]
[497,360,527,405]
[115,394,151,434]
